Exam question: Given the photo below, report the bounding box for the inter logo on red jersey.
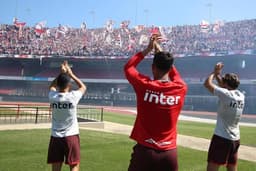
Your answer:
[143,90,181,105]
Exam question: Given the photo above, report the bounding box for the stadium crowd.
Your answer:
[0,19,256,57]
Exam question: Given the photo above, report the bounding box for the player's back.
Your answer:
[49,90,83,137]
[131,77,187,150]
[124,52,187,150]
[214,87,245,140]
[137,79,186,130]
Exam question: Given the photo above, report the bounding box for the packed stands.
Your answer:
[1,19,256,57]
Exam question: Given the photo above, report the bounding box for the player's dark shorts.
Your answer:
[208,134,240,166]
[128,143,178,171]
[47,135,80,165]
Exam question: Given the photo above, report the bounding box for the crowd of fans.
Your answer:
[0,19,256,57]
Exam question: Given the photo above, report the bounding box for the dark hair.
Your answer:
[57,73,71,90]
[153,52,174,72]
[222,73,240,89]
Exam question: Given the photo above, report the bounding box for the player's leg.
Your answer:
[47,137,65,171]
[64,135,81,170]
[155,148,178,171]
[128,144,153,171]
[207,135,232,171]
[226,165,237,171]
[70,163,79,171]
[207,162,220,171]
[226,140,240,171]
[52,163,62,171]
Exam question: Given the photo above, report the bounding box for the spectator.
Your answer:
[0,19,256,57]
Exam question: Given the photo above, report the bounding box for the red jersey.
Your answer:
[124,52,187,151]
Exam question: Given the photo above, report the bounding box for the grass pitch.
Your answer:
[0,129,255,171]
[103,111,256,147]
[0,109,255,170]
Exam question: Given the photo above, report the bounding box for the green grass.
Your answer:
[178,120,256,147]
[0,108,19,115]
[0,129,255,171]
[1,108,254,147]
[103,111,256,147]
[103,112,136,125]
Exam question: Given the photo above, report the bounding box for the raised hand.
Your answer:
[61,60,73,76]
[154,40,163,53]
[214,62,224,75]
[61,62,67,73]
[142,35,162,56]
[64,61,73,76]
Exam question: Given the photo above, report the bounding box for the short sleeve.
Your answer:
[213,86,230,99]
[71,90,83,104]
[48,90,57,102]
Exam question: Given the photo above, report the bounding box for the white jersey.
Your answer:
[213,86,245,140]
[49,90,83,137]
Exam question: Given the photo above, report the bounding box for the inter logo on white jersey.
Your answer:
[51,102,74,109]
[144,90,181,106]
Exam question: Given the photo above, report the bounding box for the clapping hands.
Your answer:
[149,35,163,53]
[214,62,224,75]
[61,61,73,76]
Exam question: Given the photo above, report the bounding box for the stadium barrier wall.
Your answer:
[1,94,255,114]
[0,105,104,124]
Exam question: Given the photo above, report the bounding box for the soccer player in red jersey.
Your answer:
[124,35,187,171]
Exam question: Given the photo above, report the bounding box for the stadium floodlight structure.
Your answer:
[144,9,149,26]
[89,10,95,28]
[205,2,213,24]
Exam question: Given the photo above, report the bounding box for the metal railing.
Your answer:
[0,105,103,124]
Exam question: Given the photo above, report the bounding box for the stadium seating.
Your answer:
[1,19,256,57]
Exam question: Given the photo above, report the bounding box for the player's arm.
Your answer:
[204,72,215,94]
[49,77,57,91]
[70,73,86,95]
[49,62,70,91]
[124,36,156,82]
[215,74,223,86]
[204,62,224,94]
[214,62,224,87]
[64,61,86,95]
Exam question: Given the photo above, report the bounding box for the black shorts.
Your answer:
[47,135,80,165]
[208,134,240,166]
[128,143,178,171]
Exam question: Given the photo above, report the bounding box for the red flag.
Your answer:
[200,20,210,33]
[150,27,160,35]
[13,18,26,28]
[13,18,26,38]
[35,21,47,35]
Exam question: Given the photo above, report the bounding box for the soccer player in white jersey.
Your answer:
[47,61,86,171]
[204,62,245,171]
